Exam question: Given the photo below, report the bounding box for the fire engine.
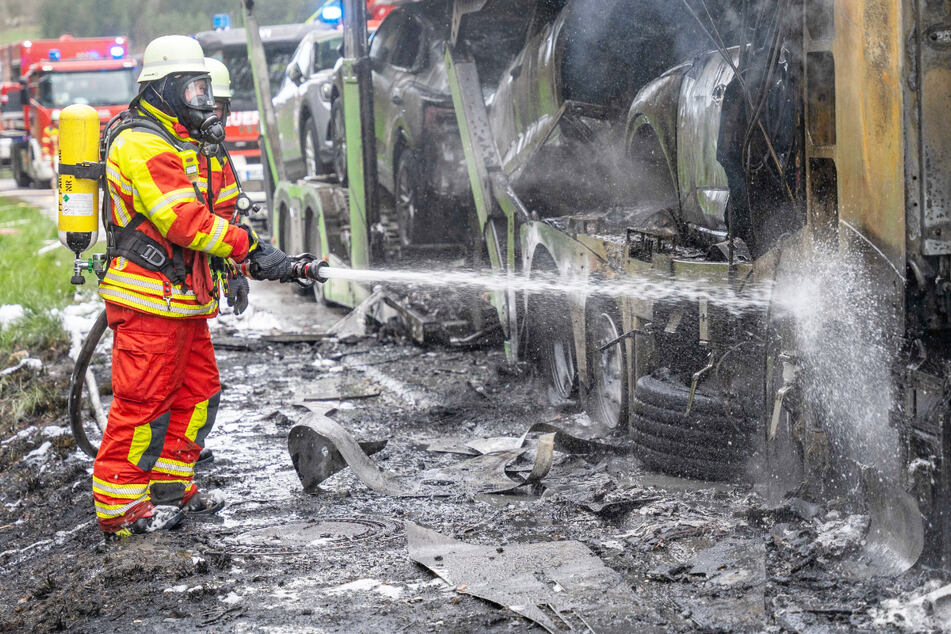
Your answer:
[2,35,135,188]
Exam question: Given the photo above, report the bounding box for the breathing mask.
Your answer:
[151,73,225,145]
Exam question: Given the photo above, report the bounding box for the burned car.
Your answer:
[329,1,469,247]
[272,29,344,180]
[486,0,724,217]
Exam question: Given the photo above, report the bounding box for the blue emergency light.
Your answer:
[321,5,343,22]
[213,13,232,31]
[110,45,124,58]
[49,48,61,61]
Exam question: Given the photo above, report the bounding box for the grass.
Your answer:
[0,196,74,432]
[0,198,75,314]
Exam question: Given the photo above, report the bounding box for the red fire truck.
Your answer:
[3,35,135,188]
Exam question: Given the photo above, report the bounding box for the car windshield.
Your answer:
[36,68,137,108]
[315,35,343,72]
[212,42,300,112]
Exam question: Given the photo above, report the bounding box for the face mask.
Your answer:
[161,74,220,139]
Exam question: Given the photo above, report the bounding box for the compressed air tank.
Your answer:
[57,104,100,256]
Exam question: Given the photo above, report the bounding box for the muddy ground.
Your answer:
[1,276,949,632]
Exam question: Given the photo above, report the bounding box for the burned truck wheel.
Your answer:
[395,149,424,247]
[330,99,347,185]
[583,300,628,430]
[526,252,578,406]
[630,374,753,481]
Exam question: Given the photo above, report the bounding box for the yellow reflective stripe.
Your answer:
[153,458,193,477]
[186,215,230,254]
[106,164,134,195]
[150,478,190,488]
[110,189,132,226]
[147,187,198,219]
[92,477,149,498]
[103,268,196,299]
[95,495,148,518]
[128,422,152,466]
[215,183,238,203]
[185,399,209,442]
[99,286,217,317]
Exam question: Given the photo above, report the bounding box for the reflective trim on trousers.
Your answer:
[152,457,194,478]
[92,476,149,499]
[95,495,149,519]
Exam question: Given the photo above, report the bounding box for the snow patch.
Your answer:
[213,303,283,335]
[2,426,38,445]
[57,301,107,360]
[220,591,242,605]
[0,304,25,329]
[164,584,189,594]
[325,578,403,599]
[41,425,69,438]
[0,358,42,377]
[23,441,52,464]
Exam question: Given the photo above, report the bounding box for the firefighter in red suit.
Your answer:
[92,35,290,539]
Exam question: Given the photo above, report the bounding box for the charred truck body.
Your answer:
[249,0,951,569]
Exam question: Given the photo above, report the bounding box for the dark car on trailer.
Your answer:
[329,1,472,248]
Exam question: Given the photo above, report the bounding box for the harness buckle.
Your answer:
[140,244,168,268]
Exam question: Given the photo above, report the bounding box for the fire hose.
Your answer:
[68,254,329,457]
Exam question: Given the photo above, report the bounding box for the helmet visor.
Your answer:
[181,75,215,110]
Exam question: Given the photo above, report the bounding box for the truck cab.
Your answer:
[12,58,137,188]
[196,23,329,203]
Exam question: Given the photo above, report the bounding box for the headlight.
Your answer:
[319,82,334,102]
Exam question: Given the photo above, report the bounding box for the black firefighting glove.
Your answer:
[241,225,291,281]
[226,274,249,315]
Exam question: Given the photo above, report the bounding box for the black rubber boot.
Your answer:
[196,447,215,467]
[103,505,185,541]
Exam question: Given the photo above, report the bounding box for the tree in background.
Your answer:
[37,0,313,49]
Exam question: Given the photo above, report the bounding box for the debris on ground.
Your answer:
[406,522,651,632]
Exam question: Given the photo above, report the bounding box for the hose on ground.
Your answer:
[68,309,107,458]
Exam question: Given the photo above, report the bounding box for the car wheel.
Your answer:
[526,253,578,407]
[301,115,321,177]
[11,145,31,188]
[630,373,755,481]
[330,99,347,185]
[394,149,424,247]
[583,300,629,430]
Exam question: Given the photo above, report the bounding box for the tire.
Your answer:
[277,204,290,253]
[394,149,424,247]
[630,373,753,481]
[526,254,578,407]
[330,99,347,186]
[11,145,30,188]
[583,300,629,430]
[301,115,322,178]
[634,375,730,417]
[303,209,320,303]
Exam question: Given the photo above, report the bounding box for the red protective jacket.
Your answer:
[99,101,250,319]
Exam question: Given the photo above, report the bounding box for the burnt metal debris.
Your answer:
[406,522,649,632]
[287,406,555,496]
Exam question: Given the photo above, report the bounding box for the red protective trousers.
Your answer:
[92,304,221,533]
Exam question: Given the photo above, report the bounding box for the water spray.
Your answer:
[307,265,773,314]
